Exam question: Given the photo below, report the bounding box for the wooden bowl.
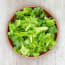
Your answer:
[6,5,59,59]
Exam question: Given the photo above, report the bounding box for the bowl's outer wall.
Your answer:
[6,5,59,59]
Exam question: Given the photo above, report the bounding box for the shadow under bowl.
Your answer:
[6,5,59,59]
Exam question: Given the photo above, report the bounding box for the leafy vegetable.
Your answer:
[8,7,57,57]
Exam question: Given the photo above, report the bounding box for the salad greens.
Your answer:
[8,7,57,57]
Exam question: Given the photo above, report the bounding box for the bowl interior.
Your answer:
[7,6,58,58]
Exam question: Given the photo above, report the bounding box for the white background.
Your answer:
[0,0,65,65]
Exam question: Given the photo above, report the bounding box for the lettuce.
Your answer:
[8,7,57,57]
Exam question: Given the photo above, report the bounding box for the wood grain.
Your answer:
[0,0,65,65]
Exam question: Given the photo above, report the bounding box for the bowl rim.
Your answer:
[6,5,59,59]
